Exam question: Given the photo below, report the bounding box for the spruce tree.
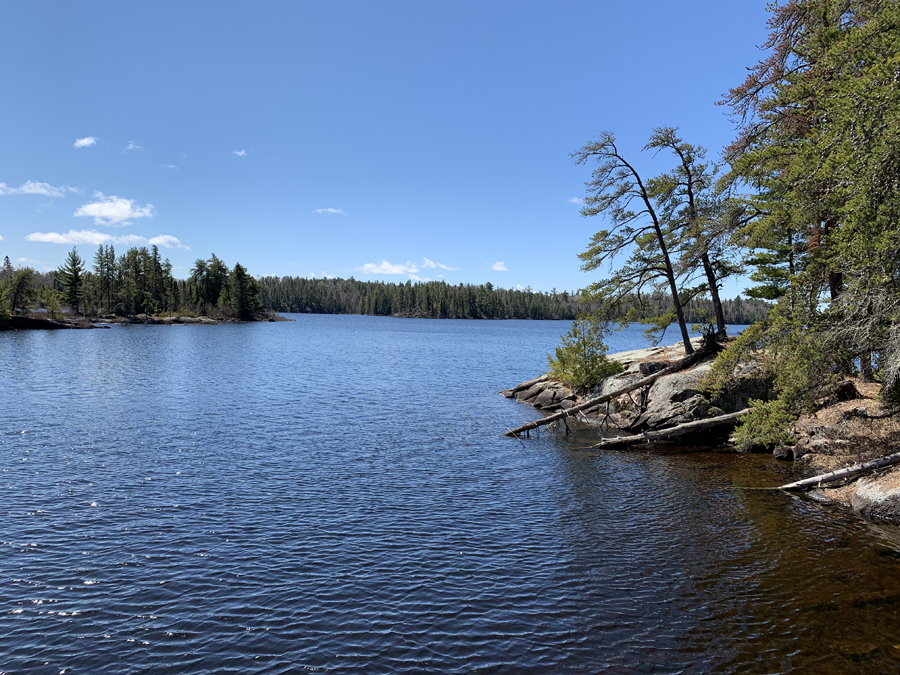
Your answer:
[58,247,85,315]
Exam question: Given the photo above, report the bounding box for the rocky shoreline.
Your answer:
[503,340,900,524]
[0,312,290,330]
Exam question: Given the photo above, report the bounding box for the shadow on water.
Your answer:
[551,429,900,673]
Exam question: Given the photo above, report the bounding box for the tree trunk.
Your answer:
[701,253,727,338]
[668,270,694,355]
[778,452,900,491]
[590,410,748,448]
[654,222,693,355]
[829,271,843,301]
[860,351,875,383]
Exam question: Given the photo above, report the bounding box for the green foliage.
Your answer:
[705,302,844,449]
[713,0,900,446]
[222,262,260,320]
[58,247,85,314]
[732,399,796,452]
[546,316,624,393]
[572,131,695,354]
[5,267,37,315]
[40,287,63,320]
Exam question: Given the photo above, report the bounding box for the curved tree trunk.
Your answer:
[701,253,727,337]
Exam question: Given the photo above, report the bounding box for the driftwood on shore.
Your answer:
[589,410,749,448]
[777,452,900,491]
[504,345,714,437]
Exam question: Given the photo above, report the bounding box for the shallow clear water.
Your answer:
[2,315,900,674]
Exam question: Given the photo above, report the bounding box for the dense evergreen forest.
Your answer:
[0,246,262,321]
[1,250,769,325]
[255,275,769,324]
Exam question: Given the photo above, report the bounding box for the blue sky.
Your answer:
[0,1,770,296]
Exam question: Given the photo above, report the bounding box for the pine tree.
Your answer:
[58,247,85,315]
[573,132,694,353]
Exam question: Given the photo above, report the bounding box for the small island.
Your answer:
[0,247,283,329]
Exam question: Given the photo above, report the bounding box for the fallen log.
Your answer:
[777,452,900,491]
[589,410,748,448]
[504,345,714,437]
[498,374,549,399]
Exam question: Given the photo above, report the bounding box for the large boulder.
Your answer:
[515,383,545,402]
[592,357,769,432]
[850,469,900,521]
[709,361,770,412]
[532,384,576,410]
[631,362,716,429]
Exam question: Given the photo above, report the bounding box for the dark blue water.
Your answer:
[3,315,900,674]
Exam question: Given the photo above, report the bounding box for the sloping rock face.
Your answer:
[632,362,719,429]
[502,337,769,433]
[850,470,900,521]
[591,348,769,432]
[500,376,576,411]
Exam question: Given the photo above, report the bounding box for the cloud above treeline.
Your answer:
[0,180,79,198]
[73,193,154,226]
[356,257,457,280]
[422,257,456,270]
[25,229,188,249]
[492,261,508,271]
[74,137,96,149]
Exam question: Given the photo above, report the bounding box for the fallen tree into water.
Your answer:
[589,410,748,448]
[504,345,714,437]
[777,452,900,492]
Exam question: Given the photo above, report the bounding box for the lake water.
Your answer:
[3,315,900,674]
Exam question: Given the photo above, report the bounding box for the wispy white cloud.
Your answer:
[356,256,452,279]
[147,234,189,249]
[233,150,246,157]
[422,257,456,270]
[492,261,508,271]
[568,197,583,204]
[314,208,346,215]
[358,260,420,276]
[516,284,525,290]
[74,136,97,149]
[0,180,78,198]
[27,230,141,246]
[166,164,180,171]
[125,141,143,152]
[14,256,55,271]
[25,229,188,249]
[0,234,4,241]
[74,193,154,226]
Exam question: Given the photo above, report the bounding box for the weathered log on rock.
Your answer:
[589,410,748,448]
[504,345,714,437]
[777,452,900,491]
[498,374,549,398]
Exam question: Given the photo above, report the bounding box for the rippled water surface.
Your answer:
[3,315,900,674]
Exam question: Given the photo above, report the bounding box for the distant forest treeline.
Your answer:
[256,275,769,324]
[3,246,769,325]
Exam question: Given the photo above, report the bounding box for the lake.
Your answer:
[3,315,900,673]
